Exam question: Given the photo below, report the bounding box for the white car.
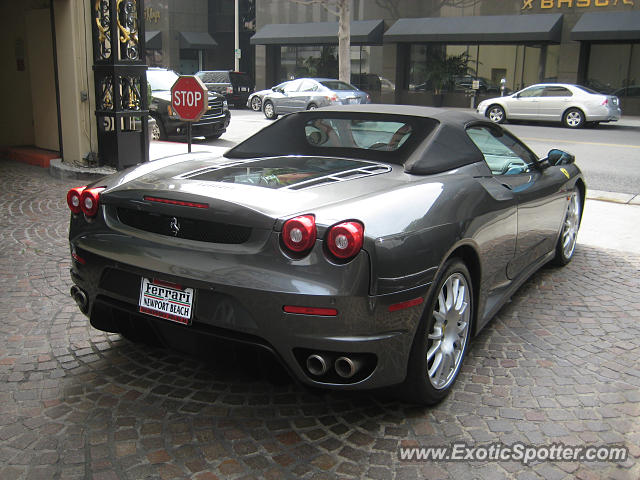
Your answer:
[477,83,621,128]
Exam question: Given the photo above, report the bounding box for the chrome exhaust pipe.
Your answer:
[306,354,328,376]
[70,285,88,314]
[335,356,363,379]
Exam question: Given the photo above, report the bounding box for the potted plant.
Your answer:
[426,51,470,107]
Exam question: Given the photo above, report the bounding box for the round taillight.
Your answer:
[282,215,316,253]
[326,221,364,260]
[79,187,105,217]
[66,186,86,214]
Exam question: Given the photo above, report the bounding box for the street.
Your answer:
[163,108,640,197]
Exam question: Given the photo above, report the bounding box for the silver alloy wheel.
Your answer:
[151,121,160,141]
[308,104,317,110]
[264,102,275,118]
[488,106,504,123]
[426,272,470,390]
[251,96,261,111]
[561,192,580,259]
[565,110,583,128]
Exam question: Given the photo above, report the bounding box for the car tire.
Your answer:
[551,188,581,266]
[401,258,473,405]
[150,116,166,141]
[307,103,318,110]
[250,96,262,111]
[263,101,278,120]
[563,108,585,129]
[486,104,506,124]
[205,132,223,140]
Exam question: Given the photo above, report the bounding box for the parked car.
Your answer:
[147,68,230,140]
[246,81,291,111]
[66,105,584,405]
[196,70,253,107]
[477,83,621,128]
[613,85,640,99]
[452,75,500,93]
[261,78,371,120]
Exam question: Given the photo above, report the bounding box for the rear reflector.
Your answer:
[144,196,209,208]
[71,252,86,265]
[388,297,424,313]
[283,305,338,316]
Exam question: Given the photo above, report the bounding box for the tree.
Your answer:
[289,0,351,83]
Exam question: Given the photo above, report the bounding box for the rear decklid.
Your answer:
[100,155,398,232]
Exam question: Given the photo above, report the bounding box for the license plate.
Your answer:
[240,87,248,92]
[139,278,194,325]
[349,98,359,104]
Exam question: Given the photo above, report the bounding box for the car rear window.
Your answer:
[198,71,230,84]
[304,119,412,152]
[319,81,358,91]
[185,157,371,189]
[225,112,439,167]
[575,85,599,95]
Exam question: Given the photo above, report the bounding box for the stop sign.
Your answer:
[171,76,208,121]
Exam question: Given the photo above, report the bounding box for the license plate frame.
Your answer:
[139,277,194,326]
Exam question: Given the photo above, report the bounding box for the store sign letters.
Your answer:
[523,0,634,8]
[144,7,160,24]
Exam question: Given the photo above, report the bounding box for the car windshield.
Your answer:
[320,81,358,91]
[148,70,179,91]
[304,119,412,151]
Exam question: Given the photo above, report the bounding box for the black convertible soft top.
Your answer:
[225,105,491,175]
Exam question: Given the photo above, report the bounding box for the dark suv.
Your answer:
[147,68,230,140]
[196,71,253,107]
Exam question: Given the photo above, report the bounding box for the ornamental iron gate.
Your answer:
[92,0,149,169]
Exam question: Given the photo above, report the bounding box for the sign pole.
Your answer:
[188,122,192,153]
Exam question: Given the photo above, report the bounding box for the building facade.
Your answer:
[1,0,255,167]
[252,0,640,113]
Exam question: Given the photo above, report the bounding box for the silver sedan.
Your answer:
[261,78,370,119]
[477,83,621,128]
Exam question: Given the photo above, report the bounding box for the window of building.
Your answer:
[407,43,552,97]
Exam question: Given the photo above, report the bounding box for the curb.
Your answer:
[586,189,640,206]
[49,158,116,181]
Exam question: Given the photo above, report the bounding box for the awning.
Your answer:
[145,30,162,50]
[251,20,384,46]
[571,11,640,41]
[384,13,563,44]
[179,31,218,49]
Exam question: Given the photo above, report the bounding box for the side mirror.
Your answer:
[546,149,575,166]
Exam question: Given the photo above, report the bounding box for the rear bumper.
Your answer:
[69,235,428,390]
[585,105,621,122]
[225,93,251,106]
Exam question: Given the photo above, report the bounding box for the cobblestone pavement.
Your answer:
[1,160,639,480]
